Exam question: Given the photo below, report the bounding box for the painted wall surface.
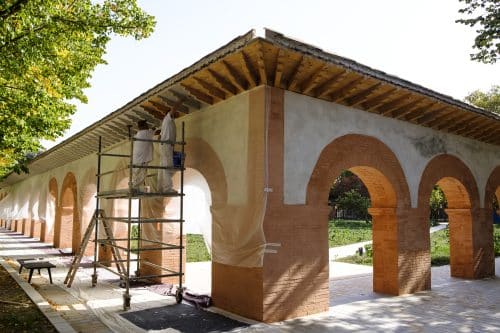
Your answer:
[182,91,250,206]
[283,91,500,207]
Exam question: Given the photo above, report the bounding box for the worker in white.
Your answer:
[157,110,177,192]
[132,120,154,189]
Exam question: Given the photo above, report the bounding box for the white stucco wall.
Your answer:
[284,91,500,208]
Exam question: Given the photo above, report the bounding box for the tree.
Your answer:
[0,0,155,177]
[456,0,499,64]
[465,85,500,114]
[329,170,370,220]
[430,185,447,223]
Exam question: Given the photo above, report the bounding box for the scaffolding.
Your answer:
[90,122,186,309]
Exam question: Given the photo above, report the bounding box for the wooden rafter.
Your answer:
[375,93,413,115]
[312,70,348,98]
[465,122,497,138]
[455,117,487,135]
[207,68,238,95]
[168,90,202,110]
[193,76,226,100]
[181,83,215,105]
[330,77,365,103]
[361,87,398,111]
[446,115,482,133]
[221,60,248,91]
[300,64,330,94]
[256,43,268,85]
[140,103,164,119]
[133,108,162,125]
[345,82,382,107]
[286,56,307,91]
[240,51,258,87]
[416,106,452,125]
[391,98,427,119]
[156,96,189,114]
[435,112,466,131]
[273,48,285,88]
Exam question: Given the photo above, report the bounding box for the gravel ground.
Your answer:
[0,264,56,333]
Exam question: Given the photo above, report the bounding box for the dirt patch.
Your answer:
[0,265,56,333]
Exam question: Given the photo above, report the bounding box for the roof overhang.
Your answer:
[2,28,499,187]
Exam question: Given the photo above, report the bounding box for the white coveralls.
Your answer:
[157,112,176,192]
[132,129,154,188]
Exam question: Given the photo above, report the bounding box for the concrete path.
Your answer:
[1,226,498,333]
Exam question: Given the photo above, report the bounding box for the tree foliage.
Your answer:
[430,185,447,222]
[0,0,155,177]
[465,85,500,114]
[456,0,499,64]
[329,170,370,220]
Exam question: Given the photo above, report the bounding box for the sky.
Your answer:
[43,0,500,149]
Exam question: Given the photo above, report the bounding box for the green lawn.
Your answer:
[338,224,500,266]
[187,234,211,262]
[328,219,372,247]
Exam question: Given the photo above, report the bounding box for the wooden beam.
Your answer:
[132,108,162,125]
[375,93,413,115]
[273,48,285,88]
[146,100,170,114]
[193,76,226,100]
[330,77,365,103]
[181,84,214,105]
[300,64,330,95]
[391,98,427,119]
[416,106,453,125]
[156,95,189,114]
[221,60,247,91]
[476,128,500,142]
[433,112,465,130]
[436,112,470,131]
[287,56,308,91]
[312,70,348,98]
[360,88,398,111]
[207,68,238,95]
[240,51,258,87]
[256,43,267,85]
[446,115,482,133]
[139,103,164,119]
[465,122,497,138]
[345,82,382,107]
[455,117,488,135]
[168,90,202,109]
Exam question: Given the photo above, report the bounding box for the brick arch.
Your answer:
[306,134,410,295]
[485,166,500,210]
[54,172,80,253]
[307,134,410,209]
[418,154,480,210]
[43,178,58,243]
[418,154,488,279]
[80,167,97,256]
[185,137,228,207]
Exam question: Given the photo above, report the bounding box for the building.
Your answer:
[1,29,499,322]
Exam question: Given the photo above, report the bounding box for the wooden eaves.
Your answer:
[1,28,499,186]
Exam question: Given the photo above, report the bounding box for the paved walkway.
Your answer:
[0,226,498,333]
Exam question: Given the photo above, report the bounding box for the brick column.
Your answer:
[369,207,399,295]
[446,208,474,278]
[397,207,431,294]
[472,208,495,278]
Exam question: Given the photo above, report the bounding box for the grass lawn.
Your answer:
[328,219,372,247]
[338,224,500,266]
[187,234,211,262]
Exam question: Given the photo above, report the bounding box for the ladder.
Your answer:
[64,209,126,288]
